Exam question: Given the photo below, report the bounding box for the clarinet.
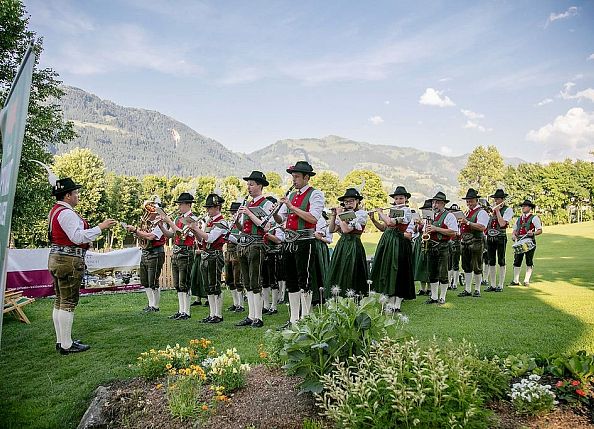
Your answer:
[258,185,295,230]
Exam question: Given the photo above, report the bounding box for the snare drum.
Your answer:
[512,237,535,255]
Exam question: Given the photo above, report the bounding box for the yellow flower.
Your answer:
[259,351,268,359]
[156,383,163,389]
[165,364,172,369]
[202,404,209,411]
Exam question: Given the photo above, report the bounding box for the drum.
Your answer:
[512,237,535,255]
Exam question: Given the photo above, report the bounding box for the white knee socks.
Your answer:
[439,283,448,301]
[430,283,439,301]
[271,289,279,311]
[145,288,155,307]
[58,309,74,349]
[525,266,533,284]
[262,287,271,311]
[288,292,301,324]
[253,292,263,321]
[464,273,472,293]
[473,274,482,293]
[498,266,506,288]
[488,266,496,288]
[246,291,255,320]
[513,266,521,283]
[52,308,61,343]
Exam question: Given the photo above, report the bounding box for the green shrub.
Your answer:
[166,374,204,418]
[207,348,251,391]
[280,294,408,393]
[316,338,497,429]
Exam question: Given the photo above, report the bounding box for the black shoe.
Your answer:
[523,282,530,287]
[191,301,202,306]
[438,298,446,305]
[227,305,237,312]
[510,281,520,286]
[151,306,160,312]
[59,342,90,355]
[201,316,213,323]
[424,298,438,304]
[417,290,426,296]
[262,308,270,315]
[169,312,182,319]
[451,285,457,290]
[277,320,292,331]
[458,290,472,297]
[235,317,253,327]
[485,286,497,292]
[495,287,503,292]
[473,291,481,297]
[142,306,153,312]
[56,339,82,351]
[234,306,245,313]
[176,313,190,320]
[251,319,264,328]
[447,285,453,290]
[265,308,278,315]
[208,316,223,323]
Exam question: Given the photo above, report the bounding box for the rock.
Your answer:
[77,386,110,429]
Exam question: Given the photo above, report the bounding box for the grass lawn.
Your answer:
[1,221,593,428]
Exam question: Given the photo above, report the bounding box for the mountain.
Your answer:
[250,136,523,198]
[57,86,523,198]
[57,86,257,176]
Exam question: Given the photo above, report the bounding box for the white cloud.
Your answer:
[384,100,390,105]
[536,98,553,107]
[369,116,384,125]
[463,120,487,132]
[419,88,455,107]
[440,145,453,155]
[526,107,594,159]
[461,109,484,120]
[546,6,578,26]
[589,53,594,61]
[560,82,594,102]
[438,77,452,82]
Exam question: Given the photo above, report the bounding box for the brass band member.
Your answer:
[225,202,244,312]
[274,161,324,327]
[457,188,489,298]
[125,198,167,312]
[511,199,542,286]
[369,186,416,312]
[190,193,227,323]
[446,203,461,290]
[485,189,513,292]
[424,192,457,305]
[327,188,369,297]
[413,199,432,295]
[261,196,280,315]
[160,192,196,320]
[48,178,116,354]
[236,171,274,328]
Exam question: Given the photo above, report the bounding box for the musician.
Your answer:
[48,177,116,354]
[485,189,514,292]
[457,188,489,298]
[125,199,167,312]
[159,192,196,320]
[328,188,369,297]
[412,199,432,295]
[424,192,457,305]
[511,199,542,286]
[236,171,274,328]
[314,210,332,303]
[261,196,281,315]
[224,202,244,312]
[446,203,462,290]
[369,186,415,312]
[274,161,324,327]
[188,193,227,323]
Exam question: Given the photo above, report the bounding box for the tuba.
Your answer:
[138,196,161,249]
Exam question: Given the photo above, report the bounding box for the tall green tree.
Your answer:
[341,170,388,212]
[310,170,341,206]
[1,0,75,247]
[458,146,504,197]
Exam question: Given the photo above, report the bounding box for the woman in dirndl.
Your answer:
[369,186,416,312]
[327,188,369,297]
[312,211,332,305]
[413,199,432,295]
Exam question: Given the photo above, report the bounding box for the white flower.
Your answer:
[331,285,341,296]
[346,289,356,298]
[398,313,410,324]
[379,294,389,304]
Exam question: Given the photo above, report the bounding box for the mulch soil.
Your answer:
[100,366,594,429]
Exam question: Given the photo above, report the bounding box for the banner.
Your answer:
[0,44,36,342]
[6,248,143,298]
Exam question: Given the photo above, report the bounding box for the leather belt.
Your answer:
[50,245,86,258]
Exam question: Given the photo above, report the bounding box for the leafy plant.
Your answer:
[510,374,557,416]
[537,351,594,383]
[166,373,205,418]
[316,338,496,429]
[280,294,408,393]
[554,379,593,406]
[206,348,251,391]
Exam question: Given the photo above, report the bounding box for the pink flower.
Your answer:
[555,381,564,388]
[576,389,586,397]
[571,380,580,386]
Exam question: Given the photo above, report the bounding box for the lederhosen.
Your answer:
[139,228,166,290]
[200,214,226,296]
[327,213,369,296]
[283,187,318,294]
[48,204,90,311]
[486,206,509,267]
[261,236,281,291]
[224,227,243,292]
[448,233,461,272]
[370,222,415,299]
[171,213,195,292]
[460,207,484,275]
[412,224,429,283]
[237,197,268,294]
[191,240,207,299]
[427,210,451,284]
[513,215,537,267]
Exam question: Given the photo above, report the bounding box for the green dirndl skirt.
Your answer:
[370,228,416,299]
[327,233,369,296]
[413,236,429,283]
[190,254,206,298]
[311,240,330,305]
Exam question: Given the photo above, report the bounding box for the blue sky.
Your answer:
[24,0,594,161]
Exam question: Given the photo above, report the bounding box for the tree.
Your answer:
[310,170,341,206]
[105,173,142,248]
[53,148,108,237]
[1,0,75,247]
[458,146,504,197]
[341,170,388,212]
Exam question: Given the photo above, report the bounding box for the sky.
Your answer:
[23,0,594,162]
